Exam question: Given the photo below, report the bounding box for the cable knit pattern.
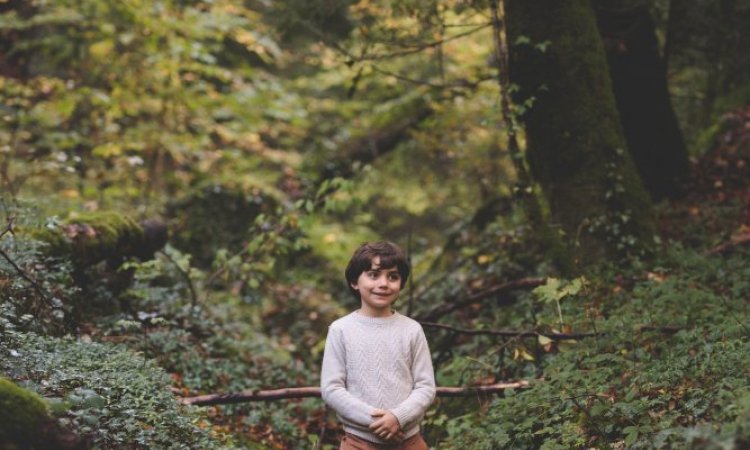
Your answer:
[321,311,436,444]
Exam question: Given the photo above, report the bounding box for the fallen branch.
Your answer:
[638,324,684,334]
[416,277,546,322]
[422,321,684,339]
[707,232,750,255]
[180,381,533,406]
[420,321,598,340]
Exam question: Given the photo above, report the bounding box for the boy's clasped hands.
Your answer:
[370,409,405,443]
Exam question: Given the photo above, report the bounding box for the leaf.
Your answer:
[538,335,553,346]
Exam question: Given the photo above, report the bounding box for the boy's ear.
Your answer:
[350,282,359,290]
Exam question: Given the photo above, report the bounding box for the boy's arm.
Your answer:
[388,327,437,429]
[320,325,377,428]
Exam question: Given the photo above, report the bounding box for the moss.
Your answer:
[30,212,148,267]
[0,378,49,446]
[507,0,655,268]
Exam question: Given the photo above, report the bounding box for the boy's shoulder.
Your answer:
[328,311,357,329]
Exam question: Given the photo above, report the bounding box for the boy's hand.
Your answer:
[370,409,403,443]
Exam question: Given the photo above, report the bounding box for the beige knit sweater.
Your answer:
[320,311,436,444]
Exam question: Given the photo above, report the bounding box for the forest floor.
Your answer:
[658,106,750,251]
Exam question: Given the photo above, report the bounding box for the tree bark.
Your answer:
[506,0,656,268]
[595,1,689,200]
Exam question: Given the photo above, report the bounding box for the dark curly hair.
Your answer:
[344,241,410,300]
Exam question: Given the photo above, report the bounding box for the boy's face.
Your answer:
[351,256,402,317]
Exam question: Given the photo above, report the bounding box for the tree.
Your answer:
[506,0,656,267]
[594,0,689,200]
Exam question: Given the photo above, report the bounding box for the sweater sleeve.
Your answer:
[320,325,377,428]
[388,325,436,429]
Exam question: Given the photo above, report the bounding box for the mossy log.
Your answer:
[0,377,48,447]
[0,378,88,450]
[32,212,167,268]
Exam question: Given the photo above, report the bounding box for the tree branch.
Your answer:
[416,277,546,321]
[180,381,533,406]
[419,321,598,340]
[422,321,684,339]
[0,217,54,306]
[706,232,750,255]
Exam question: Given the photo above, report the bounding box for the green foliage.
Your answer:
[0,377,49,446]
[533,276,586,327]
[0,232,79,334]
[430,246,750,449]
[168,184,277,267]
[0,330,230,449]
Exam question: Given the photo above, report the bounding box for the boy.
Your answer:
[321,241,436,449]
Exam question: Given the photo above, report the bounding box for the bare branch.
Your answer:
[706,232,750,255]
[420,321,598,340]
[416,277,546,321]
[422,321,685,339]
[0,223,55,306]
[368,64,493,90]
[180,381,534,406]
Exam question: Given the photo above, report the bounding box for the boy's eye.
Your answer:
[387,272,401,281]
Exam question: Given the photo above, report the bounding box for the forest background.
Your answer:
[1,0,750,449]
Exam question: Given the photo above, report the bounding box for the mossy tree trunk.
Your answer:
[595,1,689,200]
[506,0,656,268]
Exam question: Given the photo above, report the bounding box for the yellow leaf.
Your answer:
[513,348,535,361]
[89,40,114,58]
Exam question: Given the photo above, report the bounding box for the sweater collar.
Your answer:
[352,310,401,326]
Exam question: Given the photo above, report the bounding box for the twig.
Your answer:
[368,64,491,90]
[706,232,750,255]
[344,24,491,62]
[0,216,55,306]
[718,295,750,336]
[637,324,684,334]
[159,249,199,309]
[0,216,15,239]
[180,381,534,406]
[420,321,598,340]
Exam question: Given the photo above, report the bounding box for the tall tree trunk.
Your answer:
[595,2,689,200]
[506,0,655,268]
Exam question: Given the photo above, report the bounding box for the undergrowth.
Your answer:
[426,246,750,449]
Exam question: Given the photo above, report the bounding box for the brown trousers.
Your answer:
[340,433,429,450]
